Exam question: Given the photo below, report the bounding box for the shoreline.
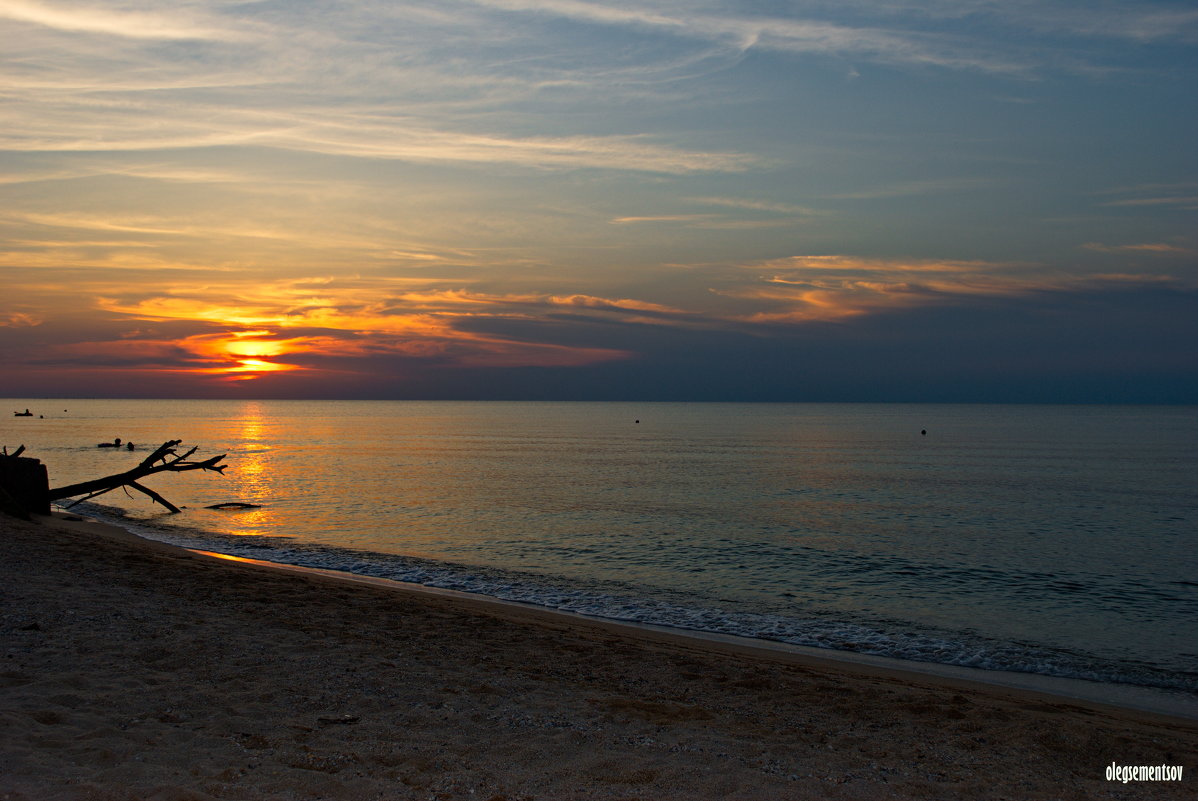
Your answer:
[80,501,1198,705]
[188,546,1198,726]
[3,510,1195,799]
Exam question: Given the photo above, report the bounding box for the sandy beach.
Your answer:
[1,513,1194,800]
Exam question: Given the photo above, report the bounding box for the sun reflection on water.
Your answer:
[222,401,281,537]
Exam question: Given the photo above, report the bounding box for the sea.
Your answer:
[5,400,1196,695]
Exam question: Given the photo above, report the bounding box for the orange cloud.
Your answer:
[1,310,43,327]
[758,255,996,274]
[79,254,1169,378]
[546,294,685,314]
[75,266,702,332]
[83,279,640,379]
[723,254,1134,323]
[181,331,311,379]
[37,332,309,382]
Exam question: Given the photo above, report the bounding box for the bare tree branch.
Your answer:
[128,481,182,514]
[48,440,227,514]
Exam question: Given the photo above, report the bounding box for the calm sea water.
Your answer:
[5,400,1196,692]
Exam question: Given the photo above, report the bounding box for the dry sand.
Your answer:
[1,512,1194,800]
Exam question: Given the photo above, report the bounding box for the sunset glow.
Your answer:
[1,1,1194,400]
[222,335,290,360]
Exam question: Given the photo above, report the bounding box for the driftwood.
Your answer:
[49,440,227,514]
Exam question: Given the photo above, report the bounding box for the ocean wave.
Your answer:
[69,501,1198,695]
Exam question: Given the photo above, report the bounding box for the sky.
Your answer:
[1,0,1196,402]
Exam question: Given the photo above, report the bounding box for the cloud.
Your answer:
[547,294,683,312]
[470,0,1033,74]
[90,279,696,331]
[3,2,763,174]
[468,0,686,32]
[33,316,632,380]
[829,178,996,200]
[610,215,718,224]
[691,196,821,215]
[794,0,1198,45]
[1096,183,1198,211]
[1100,196,1198,210]
[6,210,244,238]
[2,0,1179,187]
[1083,242,1191,254]
[755,254,997,274]
[461,0,1198,86]
[0,310,43,327]
[608,214,802,229]
[0,103,757,173]
[2,1,1194,402]
[610,197,820,229]
[0,206,495,277]
[368,279,1198,403]
[719,254,1179,323]
[1011,4,1198,44]
[275,127,757,173]
[0,0,241,40]
[74,280,661,377]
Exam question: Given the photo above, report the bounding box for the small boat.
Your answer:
[97,437,123,448]
[14,409,33,417]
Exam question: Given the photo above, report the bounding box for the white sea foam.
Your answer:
[77,501,1198,695]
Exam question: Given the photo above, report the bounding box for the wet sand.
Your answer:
[1,512,1194,800]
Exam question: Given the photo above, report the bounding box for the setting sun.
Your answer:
[227,358,296,375]
[222,332,289,359]
[177,331,309,380]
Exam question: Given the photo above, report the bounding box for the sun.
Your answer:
[189,330,307,380]
[223,338,287,359]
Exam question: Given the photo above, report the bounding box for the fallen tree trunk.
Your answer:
[49,440,227,514]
